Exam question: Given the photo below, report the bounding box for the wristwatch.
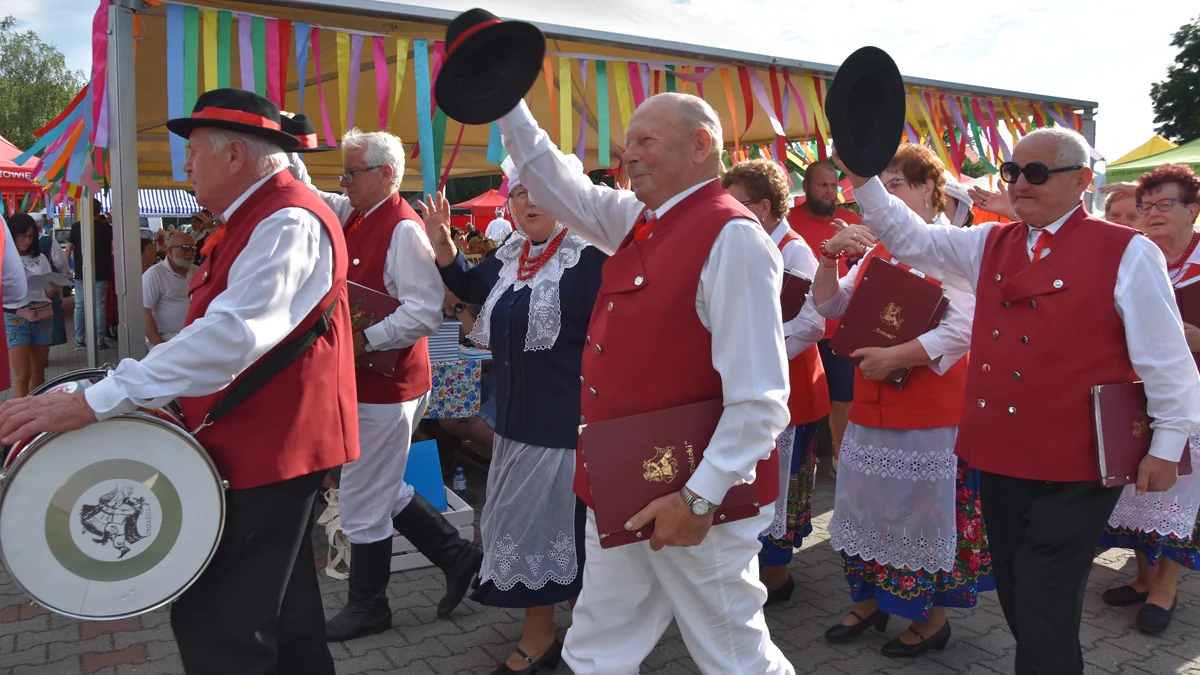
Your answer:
[680,486,717,517]
[362,334,375,353]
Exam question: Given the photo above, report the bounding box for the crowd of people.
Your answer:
[0,68,1197,675]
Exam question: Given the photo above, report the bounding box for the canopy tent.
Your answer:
[1106,137,1200,184]
[1109,135,1178,167]
[0,136,39,191]
[454,188,505,227]
[97,188,200,217]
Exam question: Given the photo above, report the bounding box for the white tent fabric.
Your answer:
[98,189,200,217]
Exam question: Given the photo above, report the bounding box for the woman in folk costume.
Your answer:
[814,143,993,657]
[720,159,829,603]
[419,154,607,675]
[1100,163,1200,634]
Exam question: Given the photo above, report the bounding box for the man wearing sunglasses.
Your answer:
[837,126,1200,675]
[143,231,199,347]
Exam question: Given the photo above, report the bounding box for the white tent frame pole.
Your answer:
[109,0,147,361]
[79,197,97,367]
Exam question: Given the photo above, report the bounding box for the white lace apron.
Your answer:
[479,435,580,592]
[828,423,960,572]
[468,225,592,352]
[1108,432,1200,539]
[763,426,797,540]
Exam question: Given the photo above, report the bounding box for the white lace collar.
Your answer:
[468,224,593,352]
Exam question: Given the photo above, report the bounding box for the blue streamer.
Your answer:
[413,39,436,197]
[486,121,507,164]
[294,22,311,113]
[12,102,84,166]
[167,4,187,182]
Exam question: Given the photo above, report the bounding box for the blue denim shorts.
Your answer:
[5,311,54,348]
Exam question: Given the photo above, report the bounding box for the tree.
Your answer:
[1150,15,1200,144]
[960,158,989,179]
[0,16,87,151]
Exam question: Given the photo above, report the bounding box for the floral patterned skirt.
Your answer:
[1099,520,1200,570]
[759,422,819,566]
[840,460,995,622]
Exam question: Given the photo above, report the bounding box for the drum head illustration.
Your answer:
[0,415,224,619]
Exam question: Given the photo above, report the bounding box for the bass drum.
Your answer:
[0,369,225,620]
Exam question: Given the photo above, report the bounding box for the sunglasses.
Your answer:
[999,161,1084,186]
[170,244,197,253]
[1136,198,1194,215]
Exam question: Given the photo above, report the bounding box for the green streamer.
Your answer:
[596,60,610,167]
[665,64,675,92]
[217,11,232,88]
[964,102,998,173]
[183,7,200,113]
[432,107,448,178]
[252,17,267,97]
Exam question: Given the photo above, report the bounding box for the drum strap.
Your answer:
[191,298,338,435]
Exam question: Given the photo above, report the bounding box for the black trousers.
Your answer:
[978,472,1122,675]
[171,471,334,675]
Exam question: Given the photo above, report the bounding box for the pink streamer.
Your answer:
[94,84,110,148]
[745,69,785,137]
[238,15,255,92]
[89,2,109,147]
[373,36,389,131]
[346,35,363,132]
[985,100,1012,162]
[628,62,646,107]
[429,41,445,113]
[311,28,337,146]
[265,19,281,106]
[785,75,810,139]
[640,63,651,99]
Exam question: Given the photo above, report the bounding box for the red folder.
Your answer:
[828,256,950,390]
[1091,381,1192,487]
[781,269,812,323]
[1174,279,1200,371]
[579,398,773,549]
[348,281,401,377]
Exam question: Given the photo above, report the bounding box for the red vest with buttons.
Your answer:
[777,227,831,425]
[955,209,1139,481]
[576,180,779,508]
[178,171,359,489]
[344,193,433,404]
[847,244,969,430]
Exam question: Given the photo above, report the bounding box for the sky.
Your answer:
[7,0,1197,163]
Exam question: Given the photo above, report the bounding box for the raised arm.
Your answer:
[499,101,644,254]
[286,152,354,223]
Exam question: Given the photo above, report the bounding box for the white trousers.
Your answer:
[339,393,429,544]
[563,506,795,675]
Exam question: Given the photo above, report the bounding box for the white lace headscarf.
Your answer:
[467,155,593,352]
[943,171,974,227]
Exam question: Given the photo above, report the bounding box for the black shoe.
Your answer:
[824,609,890,643]
[1136,597,1176,634]
[763,575,795,608]
[392,493,484,618]
[881,621,951,657]
[1102,584,1149,607]
[325,539,394,642]
[491,642,563,674]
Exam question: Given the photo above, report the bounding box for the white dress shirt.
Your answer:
[288,156,443,352]
[855,175,1200,462]
[142,259,199,334]
[770,220,825,360]
[1,215,29,305]
[814,211,975,375]
[485,217,513,244]
[499,100,790,505]
[84,169,335,420]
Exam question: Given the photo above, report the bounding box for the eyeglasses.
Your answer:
[1136,198,1194,215]
[170,244,197,253]
[999,161,1084,186]
[882,177,908,194]
[338,165,383,185]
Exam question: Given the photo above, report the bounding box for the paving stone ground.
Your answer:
[2,334,1200,674]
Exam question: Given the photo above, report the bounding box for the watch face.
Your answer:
[690,500,710,516]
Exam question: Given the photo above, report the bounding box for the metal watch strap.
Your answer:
[681,486,717,516]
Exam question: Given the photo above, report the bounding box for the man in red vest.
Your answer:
[285,124,483,641]
[830,127,1200,674]
[499,94,794,674]
[0,88,358,674]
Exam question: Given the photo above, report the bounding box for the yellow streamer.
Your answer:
[798,72,823,140]
[559,57,572,154]
[786,149,803,167]
[904,92,923,138]
[612,61,634,132]
[201,9,218,92]
[390,39,409,130]
[336,32,350,133]
[911,88,952,169]
[815,77,832,139]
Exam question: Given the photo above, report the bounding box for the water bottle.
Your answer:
[452,467,468,502]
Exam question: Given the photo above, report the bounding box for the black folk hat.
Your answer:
[435,8,546,126]
[826,47,907,178]
[279,114,339,153]
[166,88,301,151]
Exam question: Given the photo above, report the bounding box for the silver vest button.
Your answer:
[1013,372,1021,380]
[1003,301,1011,308]
[1029,300,1037,309]
[579,376,585,384]
[1008,407,1018,415]
[595,344,602,354]
[1021,336,1029,344]
[352,258,360,266]
[994,274,1002,282]
[580,414,586,423]
[586,335,591,344]
[607,301,614,311]
[982,364,991,373]
[977,399,986,408]
[992,330,1000,339]
[634,276,644,286]
[1053,279,1064,289]
[589,388,597,396]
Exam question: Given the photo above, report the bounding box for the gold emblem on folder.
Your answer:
[880,303,905,330]
[643,447,679,483]
[1132,418,1150,438]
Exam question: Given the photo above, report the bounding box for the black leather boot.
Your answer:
[325,539,394,641]
[392,493,484,618]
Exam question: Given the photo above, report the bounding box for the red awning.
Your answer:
[453,189,505,209]
[0,136,38,192]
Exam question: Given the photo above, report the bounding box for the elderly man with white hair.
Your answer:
[829,126,1200,674]
[499,93,794,674]
[286,124,483,642]
[0,89,359,674]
